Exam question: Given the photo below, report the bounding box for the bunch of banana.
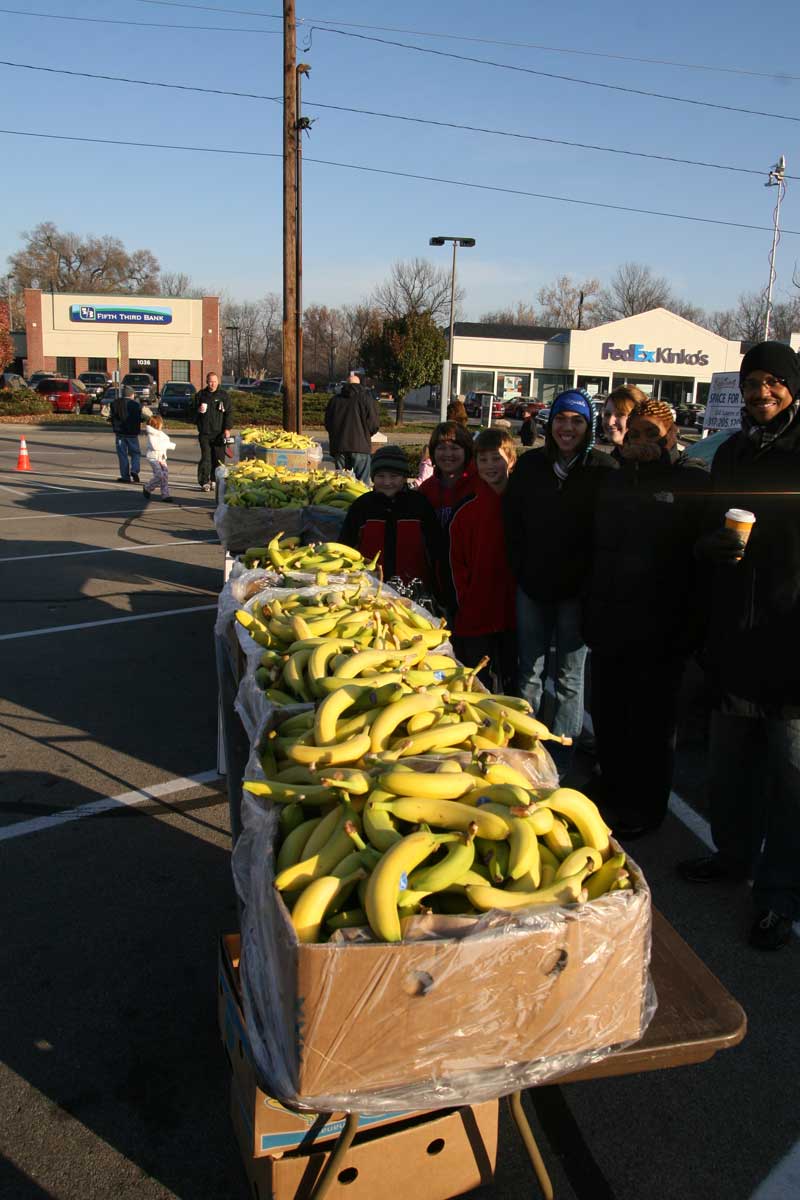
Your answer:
[224,462,369,510]
[240,427,317,450]
[241,533,378,575]
[308,473,369,510]
[248,758,630,943]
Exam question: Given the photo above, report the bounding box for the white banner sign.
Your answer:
[703,371,742,431]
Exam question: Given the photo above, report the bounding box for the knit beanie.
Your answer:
[547,388,595,458]
[370,444,410,477]
[739,341,800,398]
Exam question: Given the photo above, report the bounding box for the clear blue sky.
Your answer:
[1,0,798,318]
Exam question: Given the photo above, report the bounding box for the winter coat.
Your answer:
[324,384,380,455]
[111,398,141,437]
[449,481,516,637]
[503,447,616,603]
[193,387,233,438]
[702,409,800,712]
[144,426,176,463]
[583,451,708,659]
[338,487,442,588]
[418,464,478,532]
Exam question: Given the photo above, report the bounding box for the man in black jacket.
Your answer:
[679,341,800,951]
[324,371,380,483]
[193,372,233,491]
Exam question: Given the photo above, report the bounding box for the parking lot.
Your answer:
[0,425,797,1200]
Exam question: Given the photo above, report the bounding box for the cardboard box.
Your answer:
[254,880,650,1107]
[230,1081,498,1200]
[218,936,423,1156]
[241,445,313,472]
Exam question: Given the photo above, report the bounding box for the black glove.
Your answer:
[694,528,746,565]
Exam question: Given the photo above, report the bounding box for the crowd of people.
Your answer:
[337,340,800,953]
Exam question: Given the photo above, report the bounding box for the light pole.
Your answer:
[764,154,786,341]
[430,235,475,421]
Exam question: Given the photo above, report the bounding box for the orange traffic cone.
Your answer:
[16,437,32,471]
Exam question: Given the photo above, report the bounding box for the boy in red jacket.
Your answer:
[449,428,517,691]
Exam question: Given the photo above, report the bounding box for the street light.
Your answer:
[764,154,786,341]
[430,236,476,421]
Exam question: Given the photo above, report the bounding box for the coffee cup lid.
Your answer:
[726,508,756,524]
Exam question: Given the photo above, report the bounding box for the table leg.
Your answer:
[308,1113,360,1199]
[507,1091,554,1200]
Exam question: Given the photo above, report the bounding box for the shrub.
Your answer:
[0,387,53,416]
[229,390,331,426]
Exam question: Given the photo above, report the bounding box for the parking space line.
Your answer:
[0,603,217,641]
[0,537,219,564]
[0,769,221,843]
[0,505,211,522]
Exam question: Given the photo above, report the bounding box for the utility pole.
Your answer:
[296,63,311,434]
[764,154,786,342]
[282,0,298,432]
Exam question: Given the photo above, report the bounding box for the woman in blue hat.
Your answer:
[503,389,616,774]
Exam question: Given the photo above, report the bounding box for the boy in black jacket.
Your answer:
[339,444,443,591]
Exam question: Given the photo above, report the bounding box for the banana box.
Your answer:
[218,935,424,1156]
[241,445,316,472]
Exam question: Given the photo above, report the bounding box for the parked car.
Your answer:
[78,371,111,402]
[121,372,158,402]
[684,427,737,464]
[27,370,57,389]
[249,378,313,395]
[234,376,259,389]
[463,391,506,419]
[1,371,26,390]
[675,402,706,427]
[159,381,197,417]
[34,377,92,413]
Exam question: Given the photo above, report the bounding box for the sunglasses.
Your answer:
[742,375,788,394]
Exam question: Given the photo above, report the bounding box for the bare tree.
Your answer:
[341,303,381,371]
[258,292,282,376]
[159,271,205,298]
[595,262,672,322]
[666,299,708,325]
[536,275,601,328]
[372,258,463,324]
[706,309,740,339]
[9,222,160,294]
[479,302,539,325]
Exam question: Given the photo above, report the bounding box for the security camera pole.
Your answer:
[764,154,786,341]
[282,0,298,432]
[429,236,476,422]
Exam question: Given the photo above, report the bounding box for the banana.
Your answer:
[368,693,443,753]
[316,673,405,693]
[363,788,403,851]
[326,908,368,930]
[291,870,366,943]
[407,824,477,894]
[406,711,438,734]
[276,711,315,736]
[378,769,476,801]
[584,852,627,900]
[462,783,532,808]
[264,687,297,705]
[487,841,510,883]
[274,809,361,891]
[273,765,318,784]
[302,805,345,858]
[466,869,589,913]
[286,730,372,766]
[335,646,425,680]
[282,649,312,700]
[540,788,612,859]
[543,816,574,860]
[482,761,536,789]
[279,802,306,837]
[470,802,541,882]
[374,796,510,841]
[476,699,573,746]
[313,683,369,746]
[393,721,479,757]
[306,639,357,697]
[317,768,373,795]
[364,829,456,942]
[555,846,604,881]
[528,806,555,836]
[275,816,321,873]
[537,842,561,871]
[243,779,334,805]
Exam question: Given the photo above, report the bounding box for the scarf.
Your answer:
[552,454,580,485]
[741,397,800,452]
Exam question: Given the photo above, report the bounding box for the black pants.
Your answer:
[198,433,224,486]
[453,631,518,695]
[590,652,685,829]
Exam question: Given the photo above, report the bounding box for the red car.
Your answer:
[504,398,545,419]
[34,377,91,413]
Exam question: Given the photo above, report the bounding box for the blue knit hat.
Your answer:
[547,388,595,459]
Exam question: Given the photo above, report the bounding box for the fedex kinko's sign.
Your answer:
[601,341,709,366]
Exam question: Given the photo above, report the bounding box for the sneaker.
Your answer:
[162,496,173,503]
[142,486,151,500]
[749,910,793,951]
[677,854,749,884]
[116,476,130,483]
[201,483,211,492]
[131,473,140,483]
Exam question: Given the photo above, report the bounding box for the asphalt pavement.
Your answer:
[0,425,797,1200]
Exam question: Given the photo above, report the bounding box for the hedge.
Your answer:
[0,388,53,416]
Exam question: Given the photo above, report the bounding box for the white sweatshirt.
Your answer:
[145,426,176,463]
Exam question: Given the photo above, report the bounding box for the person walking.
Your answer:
[111,384,142,483]
[678,341,800,951]
[323,370,380,483]
[584,398,707,837]
[141,413,176,503]
[193,372,233,492]
[503,389,616,773]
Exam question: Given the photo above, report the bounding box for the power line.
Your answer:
[0,57,793,181]
[137,0,800,82]
[0,6,282,36]
[2,127,798,237]
[309,26,800,125]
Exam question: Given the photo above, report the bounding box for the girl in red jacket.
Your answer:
[449,427,517,691]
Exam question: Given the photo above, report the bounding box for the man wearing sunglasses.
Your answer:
[679,341,800,951]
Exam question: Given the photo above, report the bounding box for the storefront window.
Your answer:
[497,372,531,400]
[535,372,572,406]
[457,369,495,397]
[611,374,654,395]
[171,360,190,382]
[56,357,76,378]
[88,357,107,372]
[576,375,611,398]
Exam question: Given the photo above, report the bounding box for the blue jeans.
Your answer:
[709,710,800,920]
[333,451,371,484]
[516,590,588,742]
[116,435,141,480]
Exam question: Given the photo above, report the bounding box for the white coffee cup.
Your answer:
[725,508,756,559]
[199,402,208,414]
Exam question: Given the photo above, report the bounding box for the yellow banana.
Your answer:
[540,788,612,859]
[461,783,532,808]
[466,869,589,912]
[273,765,318,784]
[373,796,509,840]
[334,646,424,679]
[291,870,365,943]
[363,788,403,851]
[555,846,604,881]
[306,638,357,697]
[317,768,373,795]
[543,816,574,860]
[584,852,627,900]
[286,729,372,766]
[537,842,561,871]
[528,806,555,836]
[406,711,438,734]
[470,802,541,882]
[369,693,443,752]
[243,778,333,805]
[282,649,312,700]
[406,824,477,894]
[275,816,322,873]
[364,828,456,942]
[476,699,573,746]
[313,683,368,746]
[378,769,476,801]
[393,721,479,757]
[274,809,361,891]
[302,805,345,858]
[481,761,535,789]
[264,687,296,705]
[326,907,368,930]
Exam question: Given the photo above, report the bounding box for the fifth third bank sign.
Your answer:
[70,304,173,325]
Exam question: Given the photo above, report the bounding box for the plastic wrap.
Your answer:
[215,568,285,637]
[214,499,305,555]
[232,781,656,1114]
[302,504,347,544]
